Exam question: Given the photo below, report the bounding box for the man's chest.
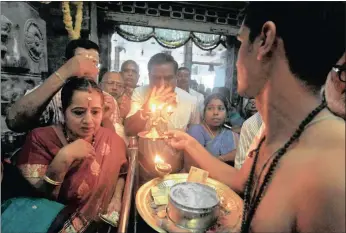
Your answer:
[243,155,308,233]
[249,178,298,232]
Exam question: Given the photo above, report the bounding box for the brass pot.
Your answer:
[167,182,219,230]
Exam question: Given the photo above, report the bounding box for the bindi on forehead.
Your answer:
[69,91,102,108]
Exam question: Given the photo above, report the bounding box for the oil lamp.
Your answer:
[154,155,172,177]
[138,103,174,141]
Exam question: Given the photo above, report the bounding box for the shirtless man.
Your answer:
[164,2,345,232]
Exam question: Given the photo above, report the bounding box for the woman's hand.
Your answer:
[57,139,96,163]
[164,130,195,151]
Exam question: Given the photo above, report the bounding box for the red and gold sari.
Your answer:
[17,126,127,233]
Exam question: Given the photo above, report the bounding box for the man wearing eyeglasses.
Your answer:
[325,53,346,119]
[100,72,125,99]
[100,71,130,123]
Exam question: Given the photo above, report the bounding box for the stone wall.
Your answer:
[1,2,48,158]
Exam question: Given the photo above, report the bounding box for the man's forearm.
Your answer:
[185,139,240,192]
[6,70,67,132]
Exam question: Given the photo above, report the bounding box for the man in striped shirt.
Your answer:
[6,39,126,143]
[234,111,263,169]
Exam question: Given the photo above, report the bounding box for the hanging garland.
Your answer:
[61,1,83,40]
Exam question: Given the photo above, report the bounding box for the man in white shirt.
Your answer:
[234,112,263,169]
[125,53,200,183]
[177,67,205,115]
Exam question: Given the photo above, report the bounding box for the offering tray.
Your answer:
[136,173,243,233]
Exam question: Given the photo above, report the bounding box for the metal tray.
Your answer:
[135,173,243,233]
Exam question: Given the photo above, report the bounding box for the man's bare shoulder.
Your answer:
[302,116,345,152]
[294,119,345,232]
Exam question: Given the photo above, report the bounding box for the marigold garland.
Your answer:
[62,1,83,40]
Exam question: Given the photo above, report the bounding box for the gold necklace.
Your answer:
[203,122,220,139]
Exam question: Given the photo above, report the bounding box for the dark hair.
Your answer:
[65,39,99,60]
[61,77,104,112]
[243,2,345,91]
[121,60,139,72]
[98,67,108,82]
[148,53,178,73]
[100,71,123,83]
[177,67,191,73]
[204,93,229,115]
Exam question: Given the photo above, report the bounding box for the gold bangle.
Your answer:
[43,175,62,186]
[54,71,65,83]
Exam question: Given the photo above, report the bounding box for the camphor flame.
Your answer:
[151,104,157,113]
[154,155,164,164]
[167,105,173,113]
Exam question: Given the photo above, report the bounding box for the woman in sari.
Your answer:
[187,93,239,164]
[16,77,127,233]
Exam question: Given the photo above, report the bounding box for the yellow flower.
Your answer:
[62,1,83,40]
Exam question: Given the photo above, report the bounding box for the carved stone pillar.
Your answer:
[1,2,48,157]
[113,46,121,71]
[183,40,193,70]
[99,29,112,71]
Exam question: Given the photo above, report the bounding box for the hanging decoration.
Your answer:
[61,1,83,40]
[116,25,227,51]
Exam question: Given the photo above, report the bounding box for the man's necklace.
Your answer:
[240,100,327,233]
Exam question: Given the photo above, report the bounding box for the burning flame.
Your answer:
[154,155,164,164]
[151,104,157,113]
[166,105,173,113]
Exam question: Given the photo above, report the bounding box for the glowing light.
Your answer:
[154,155,164,164]
[151,104,157,113]
[166,105,173,113]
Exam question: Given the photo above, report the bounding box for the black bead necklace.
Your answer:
[63,125,95,146]
[240,100,327,233]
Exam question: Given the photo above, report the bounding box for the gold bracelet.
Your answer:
[43,175,63,186]
[54,71,65,83]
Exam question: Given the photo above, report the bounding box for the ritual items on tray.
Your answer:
[187,166,209,184]
[136,173,243,233]
[154,155,172,177]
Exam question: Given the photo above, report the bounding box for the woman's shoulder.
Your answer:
[187,124,205,134]
[223,128,237,135]
[26,126,61,147]
[98,127,126,145]
[188,124,204,130]
[30,126,56,139]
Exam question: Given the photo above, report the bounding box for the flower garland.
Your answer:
[62,1,83,40]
